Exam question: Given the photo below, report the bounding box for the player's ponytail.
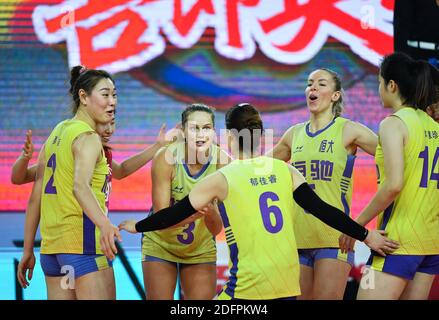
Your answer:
[225,103,263,154]
[412,61,439,111]
[319,68,344,117]
[380,52,439,111]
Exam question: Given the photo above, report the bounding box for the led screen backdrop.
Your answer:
[1,0,394,223]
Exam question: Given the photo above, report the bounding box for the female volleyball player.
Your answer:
[15,115,171,294]
[141,104,230,300]
[119,103,399,300]
[339,53,439,300]
[266,68,378,299]
[16,66,120,299]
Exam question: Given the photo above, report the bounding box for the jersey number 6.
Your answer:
[259,192,283,233]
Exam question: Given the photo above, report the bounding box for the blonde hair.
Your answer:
[319,68,344,117]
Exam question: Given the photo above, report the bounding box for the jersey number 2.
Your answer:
[44,154,57,194]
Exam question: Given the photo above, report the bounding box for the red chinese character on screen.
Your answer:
[172,0,214,37]
[43,0,132,34]
[163,0,216,48]
[33,0,163,72]
[259,0,392,56]
[381,0,394,11]
[76,9,150,69]
[224,0,259,48]
[32,0,394,73]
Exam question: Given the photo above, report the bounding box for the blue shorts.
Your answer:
[217,290,297,300]
[40,254,113,279]
[143,255,216,269]
[367,253,439,280]
[298,248,355,267]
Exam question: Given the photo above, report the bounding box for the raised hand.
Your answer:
[22,129,34,160]
[155,123,167,147]
[165,123,184,144]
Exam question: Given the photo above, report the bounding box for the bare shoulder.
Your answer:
[342,119,357,131]
[343,119,370,133]
[153,144,176,167]
[71,132,102,162]
[72,131,100,149]
[343,119,376,139]
[379,115,406,133]
[151,144,176,183]
[282,125,297,145]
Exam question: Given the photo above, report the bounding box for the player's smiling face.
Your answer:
[184,111,215,153]
[80,77,116,125]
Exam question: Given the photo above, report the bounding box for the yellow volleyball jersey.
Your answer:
[290,117,355,249]
[218,156,300,299]
[40,119,109,255]
[142,142,218,263]
[376,108,439,255]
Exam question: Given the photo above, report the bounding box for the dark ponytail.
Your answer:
[380,52,439,111]
[225,103,263,154]
[412,60,439,111]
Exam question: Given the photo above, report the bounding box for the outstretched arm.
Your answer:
[289,165,399,256]
[119,172,227,233]
[112,124,168,179]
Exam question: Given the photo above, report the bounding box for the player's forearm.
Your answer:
[168,213,200,229]
[23,198,40,253]
[73,182,109,228]
[293,183,368,241]
[11,155,31,185]
[359,140,377,156]
[356,182,400,226]
[135,195,196,232]
[204,208,223,236]
[116,143,162,179]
